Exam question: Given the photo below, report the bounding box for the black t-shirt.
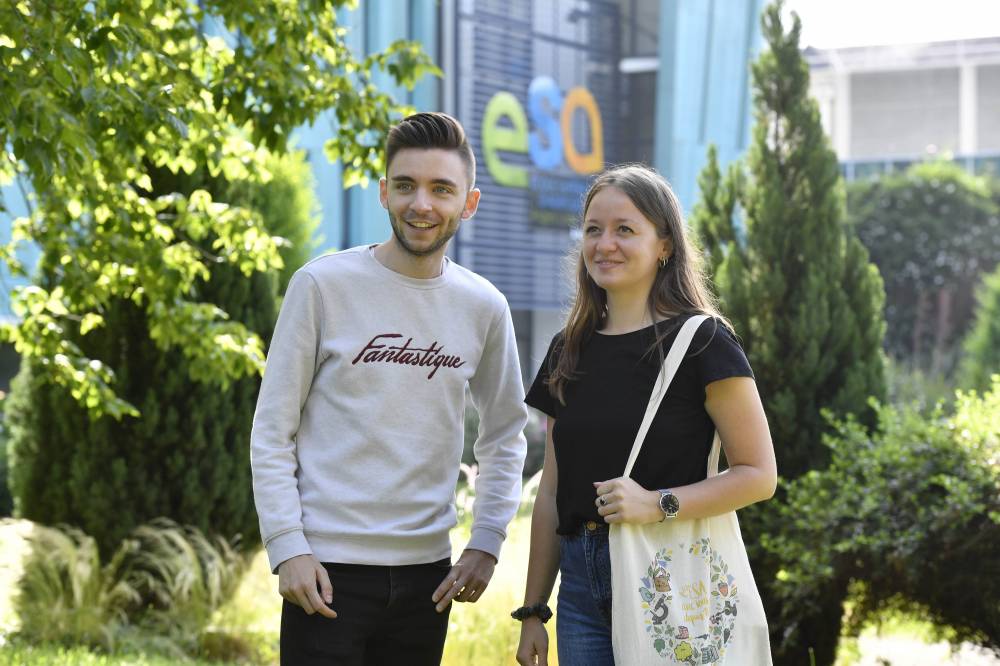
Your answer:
[525,315,754,535]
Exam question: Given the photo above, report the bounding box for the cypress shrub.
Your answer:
[691,2,886,484]
[691,3,887,663]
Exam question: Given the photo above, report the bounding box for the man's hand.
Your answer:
[431,548,496,613]
[277,553,337,618]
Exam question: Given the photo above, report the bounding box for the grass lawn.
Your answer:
[0,513,552,665]
[3,514,997,665]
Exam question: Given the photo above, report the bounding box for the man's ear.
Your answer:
[462,188,481,219]
[379,177,389,209]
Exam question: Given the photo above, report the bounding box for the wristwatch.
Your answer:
[657,489,680,521]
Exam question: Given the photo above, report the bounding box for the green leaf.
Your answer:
[79,313,104,335]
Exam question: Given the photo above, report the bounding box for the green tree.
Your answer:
[848,161,1000,374]
[691,4,886,482]
[958,263,1000,392]
[691,3,886,663]
[0,407,11,517]
[231,150,322,294]
[6,153,321,555]
[0,0,436,418]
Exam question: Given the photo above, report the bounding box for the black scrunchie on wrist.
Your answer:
[511,602,553,623]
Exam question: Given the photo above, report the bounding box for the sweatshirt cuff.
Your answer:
[265,529,313,574]
[465,526,506,562]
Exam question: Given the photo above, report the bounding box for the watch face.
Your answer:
[659,491,680,515]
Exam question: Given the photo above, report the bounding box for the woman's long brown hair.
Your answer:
[548,164,732,403]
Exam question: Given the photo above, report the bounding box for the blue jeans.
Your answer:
[557,521,615,666]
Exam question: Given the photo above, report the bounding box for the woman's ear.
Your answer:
[661,236,674,260]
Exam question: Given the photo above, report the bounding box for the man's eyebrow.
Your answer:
[390,175,460,189]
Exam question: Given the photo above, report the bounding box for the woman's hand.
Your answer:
[593,477,662,524]
[516,617,549,665]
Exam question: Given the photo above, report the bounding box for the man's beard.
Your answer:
[388,211,461,257]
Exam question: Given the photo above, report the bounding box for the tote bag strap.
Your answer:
[622,314,709,478]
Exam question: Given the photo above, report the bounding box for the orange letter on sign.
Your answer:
[560,87,604,174]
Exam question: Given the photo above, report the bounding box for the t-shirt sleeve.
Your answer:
[524,334,560,418]
[689,318,754,390]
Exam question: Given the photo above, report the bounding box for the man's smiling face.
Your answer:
[379,148,479,259]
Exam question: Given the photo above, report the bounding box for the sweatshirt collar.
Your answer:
[365,244,452,290]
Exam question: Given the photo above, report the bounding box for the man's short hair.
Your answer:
[385,112,476,189]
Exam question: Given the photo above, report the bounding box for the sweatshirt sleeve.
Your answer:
[250,270,324,573]
[464,301,529,561]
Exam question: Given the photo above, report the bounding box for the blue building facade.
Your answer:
[324,0,765,368]
[306,0,762,364]
[0,0,764,376]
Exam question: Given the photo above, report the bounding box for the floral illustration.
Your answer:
[638,540,739,664]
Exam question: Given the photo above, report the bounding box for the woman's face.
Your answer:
[582,186,669,300]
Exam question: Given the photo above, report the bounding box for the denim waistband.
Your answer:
[563,520,610,537]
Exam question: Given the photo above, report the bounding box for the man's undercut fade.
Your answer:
[385,112,476,189]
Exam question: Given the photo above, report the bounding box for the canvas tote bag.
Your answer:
[609,315,771,665]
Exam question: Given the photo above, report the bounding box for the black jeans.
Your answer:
[280,559,452,665]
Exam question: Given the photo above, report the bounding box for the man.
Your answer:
[250,112,528,665]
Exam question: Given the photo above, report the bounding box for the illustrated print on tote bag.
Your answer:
[638,539,740,664]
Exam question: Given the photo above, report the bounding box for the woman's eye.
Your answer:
[618,225,634,234]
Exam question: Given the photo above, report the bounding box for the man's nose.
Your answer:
[411,189,433,212]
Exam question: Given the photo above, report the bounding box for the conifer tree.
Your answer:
[692,3,886,481]
[691,3,887,663]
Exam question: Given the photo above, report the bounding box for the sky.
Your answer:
[783,0,1000,49]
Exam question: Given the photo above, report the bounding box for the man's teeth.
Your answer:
[410,222,433,228]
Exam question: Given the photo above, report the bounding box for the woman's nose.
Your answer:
[595,231,616,251]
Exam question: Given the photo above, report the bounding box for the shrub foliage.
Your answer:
[766,379,1000,654]
[15,519,246,658]
[959,263,1000,392]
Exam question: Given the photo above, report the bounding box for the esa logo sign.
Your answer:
[482,76,604,188]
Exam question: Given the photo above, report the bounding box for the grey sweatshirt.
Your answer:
[251,245,528,572]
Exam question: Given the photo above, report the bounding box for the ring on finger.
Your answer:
[599,496,607,506]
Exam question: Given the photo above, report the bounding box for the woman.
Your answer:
[513,165,777,666]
